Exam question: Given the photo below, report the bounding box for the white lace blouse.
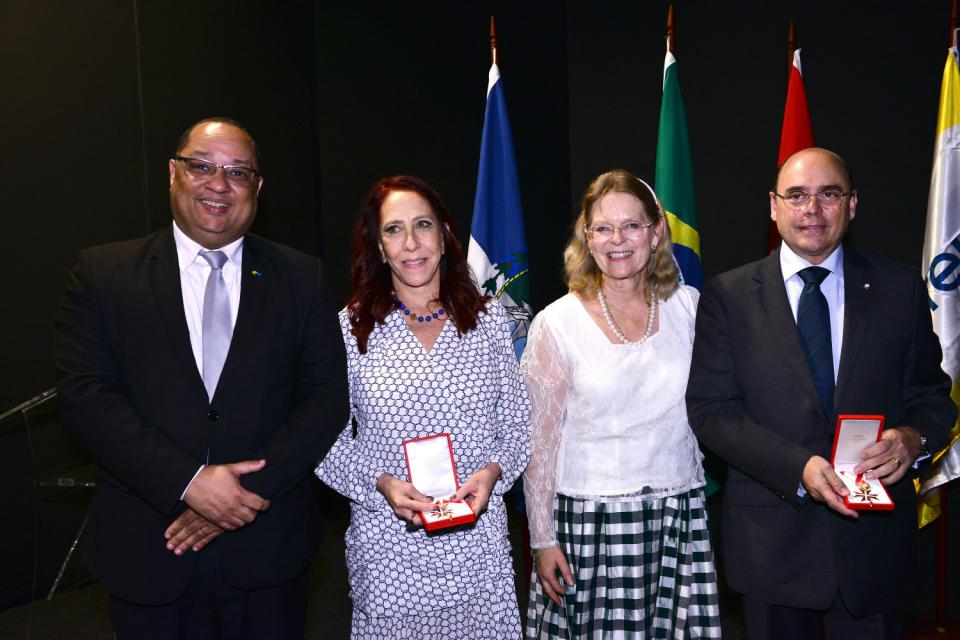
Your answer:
[521,287,705,548]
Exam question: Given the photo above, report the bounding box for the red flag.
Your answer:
[769,48,815,252]
[778,49,814,165]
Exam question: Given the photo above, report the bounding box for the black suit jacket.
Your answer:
[54,227,348,605]
[686,248,954,616]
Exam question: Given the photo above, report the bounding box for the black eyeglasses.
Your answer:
[175,156,261,186]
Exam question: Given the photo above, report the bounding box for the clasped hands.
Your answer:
[164,459,271,556]
[801,426,922,518]
[377,463,501,529]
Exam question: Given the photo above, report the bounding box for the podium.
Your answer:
[0,389,95,610]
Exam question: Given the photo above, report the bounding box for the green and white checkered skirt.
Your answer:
[526,487,721,639]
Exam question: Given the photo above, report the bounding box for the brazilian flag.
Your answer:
[655,51,702,291]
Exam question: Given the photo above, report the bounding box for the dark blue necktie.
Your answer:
[797,266,834,415]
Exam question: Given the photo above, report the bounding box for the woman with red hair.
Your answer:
[316,175,530,639]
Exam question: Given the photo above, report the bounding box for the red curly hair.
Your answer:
[347,175,488,354]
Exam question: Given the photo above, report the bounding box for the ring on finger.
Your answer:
[888,456,900,467]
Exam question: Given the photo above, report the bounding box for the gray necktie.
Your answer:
[201,250,231,400]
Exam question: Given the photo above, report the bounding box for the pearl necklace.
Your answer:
[597,288,657,345]
[394,296,446,323]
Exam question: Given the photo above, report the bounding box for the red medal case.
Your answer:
[830,415,894,511]
[403,433,476,531]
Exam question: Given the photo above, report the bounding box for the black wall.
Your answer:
[0,1,323,414]
[0,0,324,606]
[566,1,947,278]
[314,1,571,307]
[3,0,953,413]
[2,0,958,612]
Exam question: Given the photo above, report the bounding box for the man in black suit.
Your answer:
[687,147,955,639]
[54,117,348,638]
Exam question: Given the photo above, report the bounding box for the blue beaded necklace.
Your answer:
[394,297,446,323]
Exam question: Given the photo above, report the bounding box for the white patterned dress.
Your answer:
[316,300,531,639]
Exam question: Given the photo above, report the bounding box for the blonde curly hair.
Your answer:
[564,169,679,301]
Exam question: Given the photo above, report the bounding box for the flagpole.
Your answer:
[786,20,797,78]
[665,2,674,53]
[480,14,536,591]
[489,15,497,66]
[936,5,957,632]
[951,0,958,48]
[937,489,948,632]
[768,20,801,252]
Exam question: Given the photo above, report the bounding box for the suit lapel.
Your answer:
[754,251,828,418]
[835,250,874,404]
[213,235,271,399]
[147,229,207,401]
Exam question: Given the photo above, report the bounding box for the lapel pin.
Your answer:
[251,270,263,278]
[863,283,870,290]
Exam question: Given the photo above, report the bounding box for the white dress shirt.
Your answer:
[172,222,243,374]
[172,221,243,498]
[779,241,845,381]
[780,242,846,498]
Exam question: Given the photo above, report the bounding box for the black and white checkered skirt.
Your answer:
[526,488,721,639]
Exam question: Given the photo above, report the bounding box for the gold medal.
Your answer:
[853,480,879,505]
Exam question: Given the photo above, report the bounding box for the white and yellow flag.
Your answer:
[920,45,960,528]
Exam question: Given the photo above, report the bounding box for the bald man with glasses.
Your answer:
[687,147,954,639]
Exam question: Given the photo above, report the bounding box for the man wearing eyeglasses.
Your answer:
[54,117,348,638]
[687,147,954,639]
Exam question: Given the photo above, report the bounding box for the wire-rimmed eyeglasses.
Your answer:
[175,156,261,186]
[773,189,851,210]
[586,220,655,241]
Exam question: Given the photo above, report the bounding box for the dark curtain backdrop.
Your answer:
[0,0,323,415]
[1,0,957,611]
[1,0,952,413]
[314,1,571,307]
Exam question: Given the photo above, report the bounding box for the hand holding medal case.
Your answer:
[830,415,894,510]
[403,433,476,531]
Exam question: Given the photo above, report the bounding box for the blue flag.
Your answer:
[468,62,532,359]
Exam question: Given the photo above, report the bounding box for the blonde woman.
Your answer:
[522,169,720,638]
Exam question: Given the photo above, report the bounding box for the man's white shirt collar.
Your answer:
[779,241,844,283]
[172,221,244,271]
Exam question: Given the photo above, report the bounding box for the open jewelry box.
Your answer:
[403,433,476,531]
[830,415,894,511]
